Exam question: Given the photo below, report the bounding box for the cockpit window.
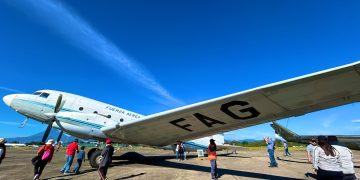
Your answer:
[33,92,42,95]
[39,92,50,98]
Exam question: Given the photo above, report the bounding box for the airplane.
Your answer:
[3,61,360,167]
[270,122,360,150]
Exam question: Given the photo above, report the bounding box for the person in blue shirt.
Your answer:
[306,138,317,163]
[264,137,278,167]
[74,146,85,174]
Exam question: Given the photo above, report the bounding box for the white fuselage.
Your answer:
[3,90,224,150]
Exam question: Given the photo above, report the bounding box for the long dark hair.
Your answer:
[318,136,335,156]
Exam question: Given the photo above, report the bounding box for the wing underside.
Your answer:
[103,62,360,146]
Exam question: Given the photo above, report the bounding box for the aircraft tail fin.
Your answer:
[270,122,299,141]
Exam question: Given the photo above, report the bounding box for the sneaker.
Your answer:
[64,172,71,175]
[60,169,64,173]
[33,174,39,180]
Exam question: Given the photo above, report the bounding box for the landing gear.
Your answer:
[88,141,103,168]
[89,149,102,168]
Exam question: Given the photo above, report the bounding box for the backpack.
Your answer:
[41,148,52,161]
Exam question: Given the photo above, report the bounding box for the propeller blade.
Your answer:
[54,94,63,113]
[42,122,53,143]
[19,117,29,128]
[57,130,63,143]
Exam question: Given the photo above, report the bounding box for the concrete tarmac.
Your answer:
[0,147,359,180]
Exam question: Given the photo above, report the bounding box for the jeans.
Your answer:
[268,149,277,166]
[61,155,74,173]
[210,160,217,179]
[176,151,179,160]
[73,159,83,173]
[284,148,291,156]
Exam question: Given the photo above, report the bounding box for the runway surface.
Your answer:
[0,147,359,179]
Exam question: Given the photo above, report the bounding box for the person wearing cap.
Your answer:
[208,139,218,180]
[307,138,317,163]
[33,139,55,180]
[61,139,79,175]
[98,139,114,180]
[0,138,6,165]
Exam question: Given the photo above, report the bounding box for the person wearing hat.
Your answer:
[307,138,317,163]
[98,139,114,180]
[33,139,55,180]
[208,139,218,180]
[0,138,6,165]
[61,139,79,175]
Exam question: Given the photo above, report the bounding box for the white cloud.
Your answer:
[0,86,24,93]
[6,0,184,107]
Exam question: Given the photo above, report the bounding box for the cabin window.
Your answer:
[93,111,98,114]
[79,107,84,111]
[120,118,124,122]
[33,92,42,95]
[39,92,50,98]
[107,115,111,118]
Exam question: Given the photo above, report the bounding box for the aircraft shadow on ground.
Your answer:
[112,152,303,180]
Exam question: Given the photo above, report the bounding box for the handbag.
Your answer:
[31,156,40,166]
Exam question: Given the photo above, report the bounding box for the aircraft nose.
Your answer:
[3,94,15,106]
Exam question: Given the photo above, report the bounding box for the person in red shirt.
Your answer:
[33,139,55,180]
[60,139,79,174]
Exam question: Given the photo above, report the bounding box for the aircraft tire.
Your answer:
[87,148,98,160]
[89,150,102,168]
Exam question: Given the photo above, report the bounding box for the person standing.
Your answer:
[264,137,278,167]
[313,136,343,180]
[181,141,187,160]
[0,138,6,165]
[61,139,79,174]
[175,141,181,161]
[98,139,114,180]
[33,139,55,180]
[307,138,317,163]
[74,146,86,174]
[208,139,218,180]
[283,141,291,156]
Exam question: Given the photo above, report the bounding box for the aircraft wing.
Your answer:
[103,61,360,146]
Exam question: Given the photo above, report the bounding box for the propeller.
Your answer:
[42,94,65,143]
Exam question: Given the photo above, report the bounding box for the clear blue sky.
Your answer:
[0,0,360,140]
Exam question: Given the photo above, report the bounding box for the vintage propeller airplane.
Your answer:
[3,61,360,167]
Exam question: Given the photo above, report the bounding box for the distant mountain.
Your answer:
[5,129,76,143]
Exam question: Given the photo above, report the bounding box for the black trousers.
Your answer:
[98,166,109,180]
[317,168,343,180]
[34,160,47,176]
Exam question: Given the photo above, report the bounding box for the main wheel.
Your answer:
[87,148,97,160]
[89,150,102,168]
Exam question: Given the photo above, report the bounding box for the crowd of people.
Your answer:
[0,135,358,180]
[29,138,114,180]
